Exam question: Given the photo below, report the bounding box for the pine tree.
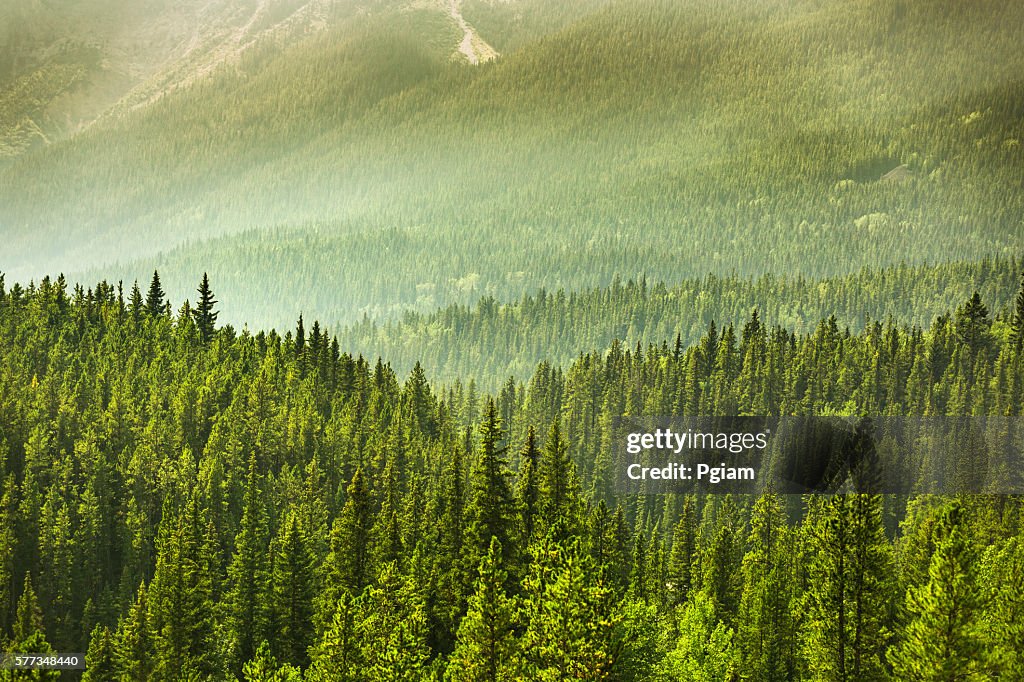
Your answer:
[319,467,373,625]
[270,512,316,668]
[193,273,218,343]
[224,453,271,671]
[145,271,165,318]
[128,281,144,322]
[890,500,989,680]
[307,593,362,682]
[358,562,432,681]
[737,491,795,682]
[982,534,1024,676]
[3,575,59,681]
[660,589,738,681]
[515,426,540,545]
[82,625,117,682]
[242,641,302,682]
[520,539,620,680]
[537,419,581,539]
[147,496,216,681]
[114,583,151,682]
[954,292,991,356]
[666,495,698,606]
[0,478,14,635]
[466,399,514,567]
[447,538,521,681]
[1011,269,1024,352]
[800,493,892,681]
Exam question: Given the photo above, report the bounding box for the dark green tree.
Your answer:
[145,271,165,318]
[447,538,521,681]
[193,273,218,343]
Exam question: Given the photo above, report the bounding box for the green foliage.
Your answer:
[0,272,1020,677]
[446,538,520,681]
[890,500,990,680]
[660,589,739,681]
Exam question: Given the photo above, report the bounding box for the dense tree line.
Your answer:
[1,269,1023,678]
[339,256,1022,387]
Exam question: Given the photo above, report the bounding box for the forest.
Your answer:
[337,256,1023,386]
[1,269,1023,679]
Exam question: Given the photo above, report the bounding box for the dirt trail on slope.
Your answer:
[448,0,498,64]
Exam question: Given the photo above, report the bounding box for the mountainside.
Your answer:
[0,0,511,157]
[3,0,1023,326]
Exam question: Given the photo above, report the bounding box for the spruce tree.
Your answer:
[515,426,540,545]
[1011,269,1024,352]
[800,493,892,682]
[270,513,316,668]
[82,625,117,682]
[466,399,514,568]
[537,419,581,538]
[520,538,620,680]
[447,538,521,681]
[224,453,270,671]
[737,491,795,682]
[319,467,373,625]
[145,271,165,318]
[193,273,218,343]
[114,583,151,682]
[307,593,362,682]
[666,495,698,606]
[128,281,143,322]
[358,562,432,681]
[890,500,989,680]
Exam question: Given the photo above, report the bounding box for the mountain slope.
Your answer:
[2,0,1022,324]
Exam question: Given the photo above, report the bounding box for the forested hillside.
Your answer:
[1,272,1023,679]
[338,256,1023,386]
[3,0,1022,325]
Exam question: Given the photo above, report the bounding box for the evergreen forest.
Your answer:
[2,0,1024,679]
[0,271,1023,679]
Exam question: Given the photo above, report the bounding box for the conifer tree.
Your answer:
[193,273,218,343]
[890,500,989,680]
[224,453,270,671]
[954,292,991,356]
[82,625,117,682]
[666,495,698,606]
[242,641,302,682]
[307,593,362,682]
[147,496,216,681]
[661,589,738,681]
[320,467,373,623]
[1011,269,1024,352]
[114,583,151,682]
[737,491,795,682]
[800,493,892,681]
[128,281,144,322]
[358,562,432,681]
[145,271,165,318]
[447,538,521,681]
[270,512,316,668]
[537,419,581,538]
[3,575,59,681]
[466,399,514,567]
[520,539,620,680]
[515,426,540,545]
